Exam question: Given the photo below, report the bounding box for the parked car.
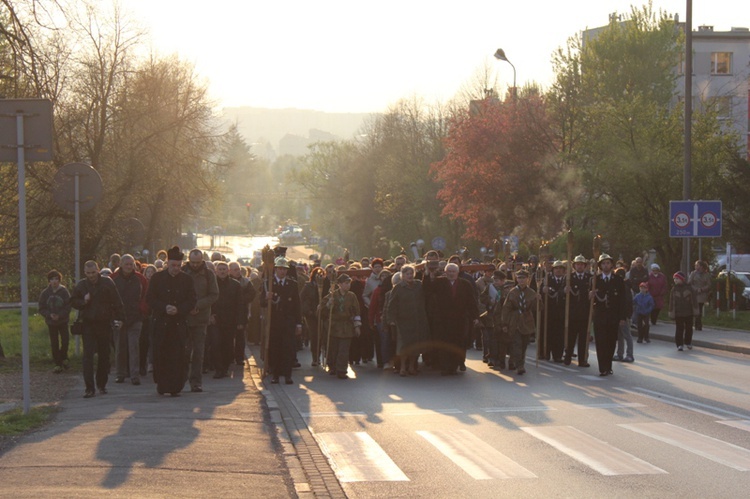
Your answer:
[716,270,750,310]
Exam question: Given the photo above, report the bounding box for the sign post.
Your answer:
[0,99,53,415]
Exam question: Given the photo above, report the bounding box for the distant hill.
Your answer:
[220,107,374,159]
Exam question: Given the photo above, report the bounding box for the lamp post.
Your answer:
[493,48,516,101]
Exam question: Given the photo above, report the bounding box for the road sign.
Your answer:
[52,163,103,213]
[669,200,722,238]
[431,236,447,251]
[0,99,53,162]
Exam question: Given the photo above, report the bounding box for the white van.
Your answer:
[714,254,750,273]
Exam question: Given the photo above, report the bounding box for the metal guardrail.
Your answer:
[0,303,23,310]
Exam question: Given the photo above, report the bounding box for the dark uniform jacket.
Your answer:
[71,275,125,324]
[569,271,592,317]
[261,277,302,327]
[592,273,627,321]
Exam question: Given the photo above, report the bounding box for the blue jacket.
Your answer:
[633,292,655,316]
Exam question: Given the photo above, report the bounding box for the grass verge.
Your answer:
[0,405,59,436]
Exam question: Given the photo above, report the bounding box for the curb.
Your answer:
[648,331,750,356]
[247,351,346,499]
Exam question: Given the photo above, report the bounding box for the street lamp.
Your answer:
[493,48,516,101]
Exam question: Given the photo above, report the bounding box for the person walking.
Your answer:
[647,264,667,325]
[261,257,303,385]
[111,254,149,385]
[669,271,699,351]
[688,260,711,331]
[500,269,538,376]
[633,283,655,344]
[386,264,429,376]
[182,249,219,392]
[71,261,125,398]
[322,273,361,379]
[146,246,197,395]
[590,254,627,377]
[38,269,71,373]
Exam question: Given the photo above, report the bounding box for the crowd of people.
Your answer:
[35,243,713,397]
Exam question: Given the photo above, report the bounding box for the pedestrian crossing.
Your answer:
[312,420,750,483]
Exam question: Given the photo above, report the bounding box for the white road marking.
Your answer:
[620,422,750,471]
[390,408,464,416]
[417,429,536,479]
[315,432,409,482]
[300,411,366,418]
[482,406,555,413]
[717,420,750,433]
[521,426,667,476]
[616,387,747,420]
[575,403,646,410]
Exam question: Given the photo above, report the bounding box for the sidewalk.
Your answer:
[0,360,296,498]
[638,321,750,355]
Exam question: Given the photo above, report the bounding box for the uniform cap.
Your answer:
[274,257,290,268]
[552,260,565,268]
[573,254,587,264]
[598,253,614,264]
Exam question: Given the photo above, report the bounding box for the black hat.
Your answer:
[167,246,184,261]
[273,246,288,257]
[337,273,352,284]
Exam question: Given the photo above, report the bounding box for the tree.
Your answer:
[431,93,560,244]
[552,4,739,271]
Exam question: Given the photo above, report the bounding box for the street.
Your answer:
[270,335,750,497]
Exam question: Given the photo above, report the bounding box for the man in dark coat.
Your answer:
[211,261,247,379]
[566,255,592,367]
[423,262,479,376]
[542,260,567,363]
[146,246,197,395]
[590,253,627,376]
[71,261,125,398]
[261,257,303,385]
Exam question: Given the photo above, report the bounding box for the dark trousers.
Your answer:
[437,317,466,373]
[214,323,235,374]
[139,317,152,373]
[548,312,565,361]
[268,321,296,378]
[566,315,588,362]
[636,314,651,341]
[593,312,619,374]
[48,323,69,366]
[675,316,694,347]
[650,307,661,325]
[82,321,112,392]
[233,325,246,364]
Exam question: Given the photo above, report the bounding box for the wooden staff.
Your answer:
[542,242,550,363]
[261,245,275,378]
[584,235,602,364]
[314,272,325,366]
[564,229,574,350]
[535,241,544,367]
[324,276,338,371]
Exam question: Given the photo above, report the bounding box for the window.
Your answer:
[710,52,732,75]
[704,96,732,119]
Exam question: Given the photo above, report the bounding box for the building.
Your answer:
[584,15,750,157]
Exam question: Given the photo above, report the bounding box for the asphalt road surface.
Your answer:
[278,339,750,498]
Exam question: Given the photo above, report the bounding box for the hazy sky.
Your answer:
[121,0,744,113]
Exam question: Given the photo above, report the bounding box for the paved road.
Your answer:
[266,330,750,498]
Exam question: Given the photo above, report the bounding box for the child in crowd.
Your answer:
[633,282,654,344]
